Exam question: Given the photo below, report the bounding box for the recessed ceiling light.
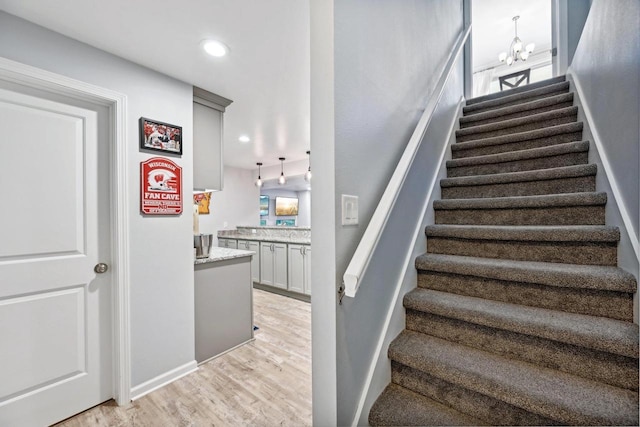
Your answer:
[203,40,229,57]
[238,135,250,143]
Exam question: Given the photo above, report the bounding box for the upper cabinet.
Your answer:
[193,87,233,191]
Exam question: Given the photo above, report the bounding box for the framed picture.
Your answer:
[140,117,182,155]
[275,196,298,216]
[194,192,212,214]
[259,195,269,216]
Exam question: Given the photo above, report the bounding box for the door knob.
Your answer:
[94,263,109,274]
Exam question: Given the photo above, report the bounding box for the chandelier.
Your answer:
[498,15,535,66]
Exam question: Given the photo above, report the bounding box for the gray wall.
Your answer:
[0,12,196,388]
[569,0,639,240]
[332,0,464,424]
[199,166,260,244]
[260,188,311,227]
[566,0,591,65]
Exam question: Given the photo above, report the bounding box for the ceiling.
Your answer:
[472,0,552,72]
[0,0,310,171]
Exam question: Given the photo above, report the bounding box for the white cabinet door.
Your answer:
[242,240,260,284]
[273,243,288,289]
[288,245,305,293]
[304,246,312,295]
[260,242,274,287]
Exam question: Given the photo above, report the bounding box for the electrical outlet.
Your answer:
[341,194,358,226]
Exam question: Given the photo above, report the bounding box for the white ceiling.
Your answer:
[472,0,552,72]
[0,0,310,171]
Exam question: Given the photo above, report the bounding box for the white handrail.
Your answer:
[342,25,471,298]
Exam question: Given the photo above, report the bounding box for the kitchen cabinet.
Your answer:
[218,238,237,249]
[238,240,260,283]
[193,87,232,191]
[288,244,311,295]
[260,242,288,289]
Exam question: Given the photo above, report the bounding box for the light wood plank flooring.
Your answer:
[57,289,311,427]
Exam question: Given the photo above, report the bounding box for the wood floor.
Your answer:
[57,289,311,427]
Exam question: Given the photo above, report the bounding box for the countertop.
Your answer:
[219,233,311,245]
[194,247,255,265]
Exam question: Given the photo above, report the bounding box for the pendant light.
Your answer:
[304,150,312,182]
[255,162,263,187]
[278,157,286,185]
[498,16,535,66]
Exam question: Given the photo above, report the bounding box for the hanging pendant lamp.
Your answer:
[278,157,286,185]
[304,150,312,182]
[498,16,535,66]
[255,162,263,187]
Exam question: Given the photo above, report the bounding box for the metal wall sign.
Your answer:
[140,157,183,215]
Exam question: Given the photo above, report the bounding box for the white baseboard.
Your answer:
[131,360,198,401]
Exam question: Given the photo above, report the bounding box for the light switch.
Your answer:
[342,194,358,226]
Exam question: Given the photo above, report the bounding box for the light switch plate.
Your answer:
[342,194,358,226]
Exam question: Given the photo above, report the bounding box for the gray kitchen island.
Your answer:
[194,247,254,364]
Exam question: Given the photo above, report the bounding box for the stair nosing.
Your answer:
[463,81,571,113]
[440,164,596,188]
[447,140,590,168]
[460,92,574,125]
[404,288,639,358]
[415,253,637,293]
[451,122,584,153]
[425,224,619,243]
[433,192,606,210]
[456,106,578,137]
[389,330,639,425]
[465,76,567,105]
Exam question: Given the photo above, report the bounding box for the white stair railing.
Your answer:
[342,25,471,298]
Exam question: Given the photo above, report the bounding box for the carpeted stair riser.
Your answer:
[389,331,639,426]
[426,236,616,265]
[434,205,605,226]
[417,270,633,321]
[405,309,638,391]
[391,361,558,426]
[368,384,485,426]
[452,123,583,159]
[441,175,595,199]
[456,107,578,143]
[447,141,590,177]
[459,93,574,128]
[465,76,566,106]
[463,82,571,115]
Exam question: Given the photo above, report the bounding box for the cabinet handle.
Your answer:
[300,247,304,255]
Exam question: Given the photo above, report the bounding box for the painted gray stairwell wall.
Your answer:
[569,0,639,242]
[0,12,196,389]
[332,1,464,424]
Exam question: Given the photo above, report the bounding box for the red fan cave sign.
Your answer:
[140,157,183,215]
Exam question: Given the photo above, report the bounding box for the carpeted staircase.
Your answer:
[369,76,639,426]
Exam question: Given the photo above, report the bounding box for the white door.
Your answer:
[0,85,112,426]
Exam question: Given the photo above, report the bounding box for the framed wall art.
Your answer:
[140,117,183,155]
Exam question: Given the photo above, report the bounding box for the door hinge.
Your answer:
[338,281,345,305]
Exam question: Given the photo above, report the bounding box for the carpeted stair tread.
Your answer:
[389,331,639,426]
[434,191,606,210]
[415,253,637,293]
[368,383,486,426]
[456,106,578,142]
[463,81,570,115]
[460,92,574,128]
[403,288,639,358]
[451,122,583,156]
[465,75,566,106]
[447,140,589,170]
[425,224,619,242]
[441,164,596,188]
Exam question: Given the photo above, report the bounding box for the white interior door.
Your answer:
[0,84,112,426]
